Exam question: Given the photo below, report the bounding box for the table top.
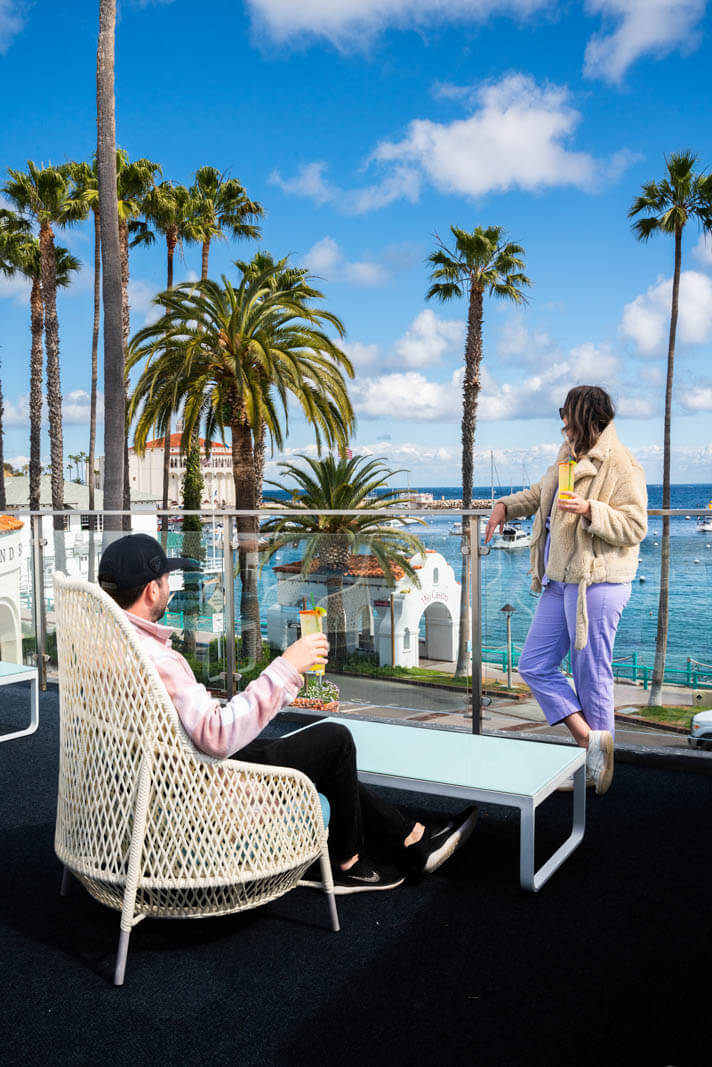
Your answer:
[0,661,38,682]
[322,717,585,799]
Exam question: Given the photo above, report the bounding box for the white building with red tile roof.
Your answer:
[268,549,460,668]
[99,434,235,508]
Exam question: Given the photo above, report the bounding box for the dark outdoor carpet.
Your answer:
[0,683,709,1067]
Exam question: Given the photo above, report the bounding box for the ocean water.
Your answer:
[261,483,712,676]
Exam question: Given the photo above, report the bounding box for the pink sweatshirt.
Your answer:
[125,612,303,759]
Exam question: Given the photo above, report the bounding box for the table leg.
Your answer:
[519,763,586,892]
[0,674,40,744]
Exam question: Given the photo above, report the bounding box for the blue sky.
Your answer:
[1,0,712,487]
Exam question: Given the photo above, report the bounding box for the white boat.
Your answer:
[491,522,532,550]
[697,515,712,533]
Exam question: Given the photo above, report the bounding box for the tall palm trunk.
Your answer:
[201,239,210,281]
[253,421,265,509]
[231,412,260,663]
[455,284,483,677]
[29,277,44,513]
[40,220,66,572]
[97,0,124,537]
[649,227,681,705]
[88,208,101,579]
[119,218,131,529]
[161,231,177,548]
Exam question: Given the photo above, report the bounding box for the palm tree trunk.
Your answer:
[325,575,347,666]
[40,221,67,572]
[97,0,124,537]
[201,239,210,281]
[29,277,43,513]
[87,209,101,579]
[160,237,177,548]
[231,413,261,663]
[649,227,681,705]
[119,218,131,529]
[455,284,483,676]
[254,421,265,509]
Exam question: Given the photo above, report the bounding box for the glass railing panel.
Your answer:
[257,511,472,727]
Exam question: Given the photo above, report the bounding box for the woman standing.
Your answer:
[485,386,647,794]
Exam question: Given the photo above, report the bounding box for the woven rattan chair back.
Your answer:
[53,573,338,985]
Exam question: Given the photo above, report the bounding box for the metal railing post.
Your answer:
[223,514,236,700]
[30,514,48,691]
[469,515,482,735]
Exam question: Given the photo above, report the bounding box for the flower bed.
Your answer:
[291,697,339,713]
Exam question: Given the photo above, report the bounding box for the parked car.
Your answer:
[688,708,712,750]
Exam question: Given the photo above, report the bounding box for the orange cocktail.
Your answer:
[299,607,326,675]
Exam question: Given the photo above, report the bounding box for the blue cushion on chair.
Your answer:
[318,793,330,827]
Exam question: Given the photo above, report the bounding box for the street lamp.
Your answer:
[500,603,516,689]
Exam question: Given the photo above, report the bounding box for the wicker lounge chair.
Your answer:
[53,573,338,986]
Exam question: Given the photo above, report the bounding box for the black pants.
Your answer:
[235,722,416,864]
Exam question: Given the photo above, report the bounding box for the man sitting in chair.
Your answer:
[98,534,477,894]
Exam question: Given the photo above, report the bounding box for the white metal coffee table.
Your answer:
[0,661,40,744]
[318,717,587,892]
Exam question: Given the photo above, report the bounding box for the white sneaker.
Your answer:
[586,730,614,795]
[557,770,594,792]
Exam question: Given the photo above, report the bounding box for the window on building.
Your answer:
[433,567,439,584]
[403,627,411,651]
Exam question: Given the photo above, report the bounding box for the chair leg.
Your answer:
[114,928,131,986]
[319,851,340,932]
[60,866,72,897]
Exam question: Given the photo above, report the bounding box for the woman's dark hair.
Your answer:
[561,385,615,458]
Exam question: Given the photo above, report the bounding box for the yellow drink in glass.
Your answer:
[558,460,575,499]
[299,608,326,675]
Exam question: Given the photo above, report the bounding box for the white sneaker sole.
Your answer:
[591,732,614,796]
[424,809,479,874]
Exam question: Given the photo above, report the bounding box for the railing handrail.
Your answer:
[14,506,712,518]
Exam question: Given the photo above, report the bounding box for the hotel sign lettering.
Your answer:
[421,591,448,605]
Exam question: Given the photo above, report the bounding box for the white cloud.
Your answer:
[63,389,104,425]
[302,236,389,286]
[247,0,548,47]
[693,231,712,267]
[352,370,462,421]
[620,271,712,355]
[6,454,29,470]
[2,394,29,427]
[273,75,633,213]
[339,340,381,368]
[679,384,712,412]
[496,318,557,362]
[584,0,706,84]
[392,309,463,369]
[0,271,31,305]
[128,278,161,325]
[0,0,24,54]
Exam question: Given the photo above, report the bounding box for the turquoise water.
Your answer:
[172,484,712,678]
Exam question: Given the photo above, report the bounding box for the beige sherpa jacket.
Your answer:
[497,422,647,650]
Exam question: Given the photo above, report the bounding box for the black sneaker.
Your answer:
[332,858,405,895]
[407,806,479,876]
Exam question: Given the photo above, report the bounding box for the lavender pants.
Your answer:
[517,580,632,735]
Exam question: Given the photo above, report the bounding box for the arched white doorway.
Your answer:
[0,598,21,663]
[417,600,456,664]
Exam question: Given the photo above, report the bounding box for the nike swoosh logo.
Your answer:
[351,871,381,883]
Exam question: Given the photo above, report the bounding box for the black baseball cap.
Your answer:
[98,533,201,592]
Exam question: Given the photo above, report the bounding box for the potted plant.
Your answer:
[291,677,340,713]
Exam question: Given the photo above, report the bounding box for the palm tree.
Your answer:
[426,225,530,676]
[4,162,86,561]
[127,266,354,660]
[0,209,31,511]
[0,208,79,514]
[234,251,321,506]
[189,166,263,281]
[130,179,196,541]
[262,454,424,665]
[67,160,102,530]
[115,151,161,527]
[629,152,712,706]
[96,0,124,534]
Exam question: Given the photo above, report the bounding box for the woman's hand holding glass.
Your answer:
[556,492,592,518]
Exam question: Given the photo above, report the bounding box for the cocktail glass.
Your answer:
[299,608,326,675]
[558,460,575,500]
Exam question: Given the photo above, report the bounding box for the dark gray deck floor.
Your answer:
[1,683,709,1066]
